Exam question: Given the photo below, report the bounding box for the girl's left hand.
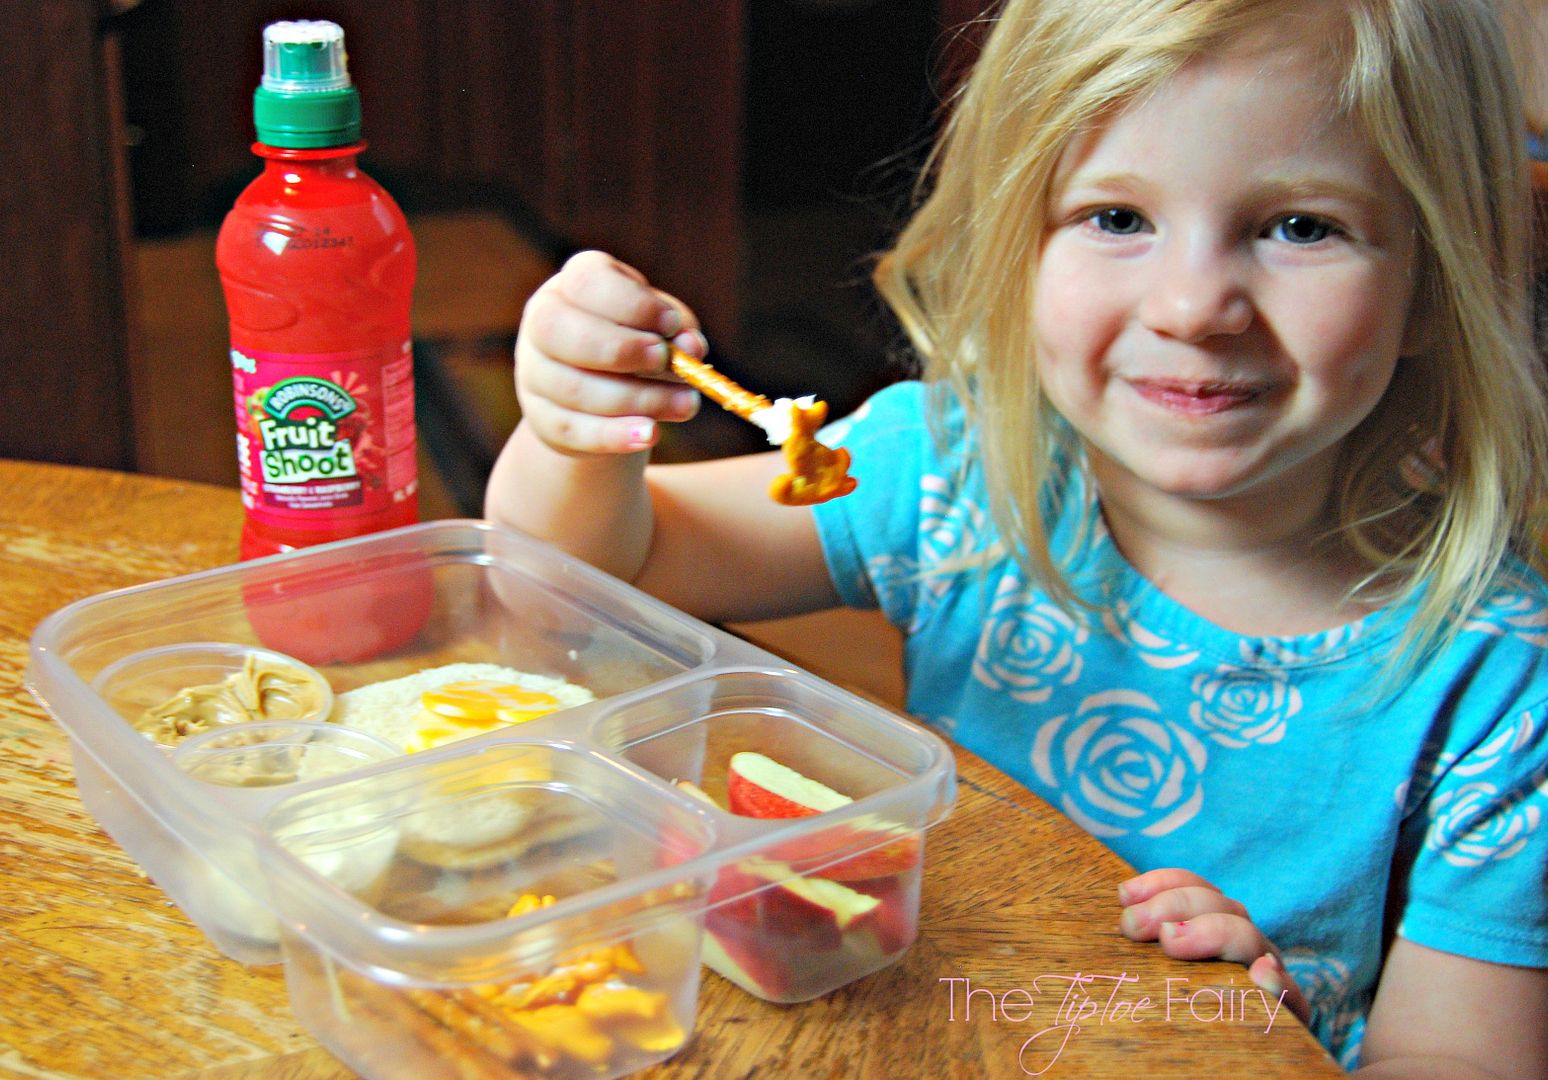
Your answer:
[1118,867,1311,1024]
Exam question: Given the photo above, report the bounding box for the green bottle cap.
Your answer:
[252,20,362,148]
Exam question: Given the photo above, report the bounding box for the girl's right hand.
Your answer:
[515,249,707,456]
[1118,868,1312,1024]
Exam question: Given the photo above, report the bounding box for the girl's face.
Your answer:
[1033,30,1422,515]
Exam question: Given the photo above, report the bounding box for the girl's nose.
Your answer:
[1136,240,1254,341]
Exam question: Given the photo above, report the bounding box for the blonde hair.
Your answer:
[875,0,1548,665]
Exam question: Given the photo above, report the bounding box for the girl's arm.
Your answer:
[1358,938,1548,1080]
[485,250,839,623]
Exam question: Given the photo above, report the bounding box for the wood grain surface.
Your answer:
[0,459,1343,1079]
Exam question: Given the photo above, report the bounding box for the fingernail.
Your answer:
[673,329,707,355]
[658,308,684,337]
[1161,920,1187,939]
[1117,882,1133,905]
[626,421,655,449]
[671,388,700,414]
[1119,907,1143,936]
[1253,954,1284,995]
[645,341,669,369]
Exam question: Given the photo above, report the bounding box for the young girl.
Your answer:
[487,0,1548,1072]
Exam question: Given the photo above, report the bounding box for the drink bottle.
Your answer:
[219,20,430,665]
[216,19,418,561]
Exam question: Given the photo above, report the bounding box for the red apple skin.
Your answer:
[852,872,920,955]
[702,921,792,999]
[818,836,922,881]
[726,769,823,819]
[706,861,869,951]
[750,874,873,950]
[693,757,925,999]
[770,828,923,882]
[725,752,851,819]
[705,860,770,927]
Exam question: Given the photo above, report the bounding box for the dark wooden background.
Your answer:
[2,0,989,475]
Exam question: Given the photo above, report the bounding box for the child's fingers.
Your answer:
[516,393,660,456]
[1117,867,1220,906]
[1154,912,1270,966]
[521,292,672,377]
[552,250,696,338]
[1248,953,1311,1025]
[1119,885,1248,940]
[521,350,700,425]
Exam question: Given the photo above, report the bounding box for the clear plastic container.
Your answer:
[93,641,335,744]
[26,520,957,1077]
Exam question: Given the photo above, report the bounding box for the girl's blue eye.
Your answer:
[1272,214,1336,244]
[1094,207,1146,235]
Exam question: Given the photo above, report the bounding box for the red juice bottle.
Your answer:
[216,19,418,561]
[219,20,431,666]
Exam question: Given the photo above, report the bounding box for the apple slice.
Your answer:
[655,778,723,870]
[701,922,792,999]
[726,752,851,818]
[675,778,720,808]
[853,873,918,955]
[772,825,923,882]
[729,752,923,880]
[736,857,879,947]
[704,858,771,927]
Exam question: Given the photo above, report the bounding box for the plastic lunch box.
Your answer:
[26,520,956,1079]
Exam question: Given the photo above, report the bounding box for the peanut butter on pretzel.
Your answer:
[667,345,857,506]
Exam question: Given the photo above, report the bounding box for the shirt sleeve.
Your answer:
[1395,693,1548,966]
[809,380,932,628]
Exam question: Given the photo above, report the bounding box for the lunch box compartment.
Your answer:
[260,740,716,1080]
[26,520,958,1075]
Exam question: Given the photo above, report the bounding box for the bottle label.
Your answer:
[231,341,416,525]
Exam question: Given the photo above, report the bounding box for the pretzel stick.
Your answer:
[404,986,536,1064]
[338,971,515,1080]
[666,343,856,506]
[667,346,771,420]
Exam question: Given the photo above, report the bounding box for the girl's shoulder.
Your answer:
[822,379,942,446]
[1448,550,1548,673]
[820,378,984,505]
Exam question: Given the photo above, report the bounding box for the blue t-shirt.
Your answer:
[812,381,1548,1067]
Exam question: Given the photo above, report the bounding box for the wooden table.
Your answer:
[0,459,1343,1079]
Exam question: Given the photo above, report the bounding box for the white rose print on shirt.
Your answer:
[1399,712,1540,813]
[1031,689,1207,837]
[1100,598,1200,670]
[919,475,993,576]
[867,476,995,633]
[867,553,923,630]
[1451,711,1538,777]
[1462,586,1548,647]
[1281,951,1363,1069]
[973,571,1088,702]
[1187,661,1300,748]
[1425,780,1542,867]
[920,712,958,736]
[1281,948,1351,1002]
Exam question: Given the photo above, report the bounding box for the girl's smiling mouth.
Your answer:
[1126,378,1269,415]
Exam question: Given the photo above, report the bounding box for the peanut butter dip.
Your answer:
[135,652,325,746]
